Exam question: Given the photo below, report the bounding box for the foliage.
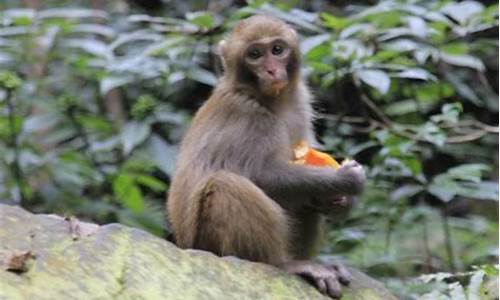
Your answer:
[0,1,497,298]
[416,265,498,299]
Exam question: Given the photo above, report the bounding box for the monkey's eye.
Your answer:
[247,47,263,59]
[271,44,284,55]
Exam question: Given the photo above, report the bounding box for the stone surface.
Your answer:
[0,204,397,300]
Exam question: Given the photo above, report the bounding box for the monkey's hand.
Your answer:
[336,159,366,195]
[281,260,352,299]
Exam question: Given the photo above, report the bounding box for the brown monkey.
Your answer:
[167,15,365,298]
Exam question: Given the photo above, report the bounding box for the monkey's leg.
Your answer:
[190,171,290,265]
[184,171,350,298]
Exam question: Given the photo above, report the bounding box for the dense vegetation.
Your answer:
[0,0,498,298]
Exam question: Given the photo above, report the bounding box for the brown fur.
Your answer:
[167,15,364,267]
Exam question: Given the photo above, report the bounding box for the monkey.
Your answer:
[167,15,365,299]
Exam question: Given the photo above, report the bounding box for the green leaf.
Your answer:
[390,184,424,201]
[135,174,167,192]
[346,141,378,156]
[361,10,403,28]
[440,53,485,71]
[109,31,163,51]
[100,75,134,96]
[186,12,215,29]
[257,5,322,32]
[371,50,400,62]
[355,69,391,94]
[13,16,32,26]
[384,100,418,116]
[419,272,455,283]
[2,9,35,24]
[70,24,116,38]
[441,43,469,55]
[395,68,436,81]
[483,4,499,24]
[447,163,490,183]
[0,51,13,65]
[481,264,499,276]
[91,136,120,152]
[309,62,334,73]
[444,71,482,106]
[38,8,108,20]
[415,82,455,103]
[406,16,427,37]
[416,122,446,146]
[467,270,485,300]
[457,181,499,201]
[188,68,217,86]
[145,134,178,176]
[23,112,60,133]
[300,34,330,54]
[116,202,166,236]
[53,151,104,186]
[76,115,113,134]
[414,49,431,64]
[64,38,111,59]
[448,282,467,300]
[305,43,331,61]
[442,102,463,114]
[113,173,144,213]
[428,164,495,202]
[428,177,459,202]
[132,94,157,120]
[441,1,484,24]
[340,23,373,39]
[431,103,463,123]
[121,121,151,155]
[321,12,350,30]
[0,115,23,137]
[400,157,422,175]
[0,71,21,90]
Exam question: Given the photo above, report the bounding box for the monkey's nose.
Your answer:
[267,69,276,76]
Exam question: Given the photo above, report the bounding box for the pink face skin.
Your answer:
[243,37,292,97]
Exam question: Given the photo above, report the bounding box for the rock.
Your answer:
[0,204,397,300]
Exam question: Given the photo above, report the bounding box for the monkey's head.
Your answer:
[219,15,300,98]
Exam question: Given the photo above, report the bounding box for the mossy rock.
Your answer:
[0,204,397,300]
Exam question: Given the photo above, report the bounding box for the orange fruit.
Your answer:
[293,140,340,169]
[304,148,341,168]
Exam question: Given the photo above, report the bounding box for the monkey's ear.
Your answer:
[287,25,299,39]
[217,39,228,69]
[217,39,227,57]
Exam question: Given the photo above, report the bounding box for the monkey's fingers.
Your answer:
[330,196,348,206]
[340,159,357,168]
[330,263,353,286]
[314,277,327,295]
[325,276,342,299]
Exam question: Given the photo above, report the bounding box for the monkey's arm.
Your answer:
[253,159,365,204]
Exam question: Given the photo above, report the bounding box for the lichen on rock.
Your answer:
[0,204,397,300]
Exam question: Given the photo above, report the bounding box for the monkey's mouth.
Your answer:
[270,80,288,95]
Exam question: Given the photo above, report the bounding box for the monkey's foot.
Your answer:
[281,260,352,299]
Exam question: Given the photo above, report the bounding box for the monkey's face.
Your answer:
[242,38,293,97]
[220,15,300,98]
